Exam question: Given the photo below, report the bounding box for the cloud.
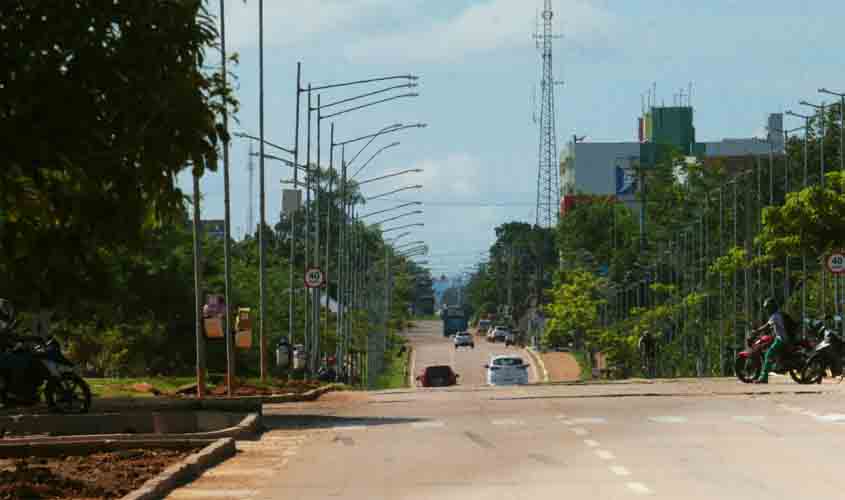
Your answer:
[345,0,616,63]
[224,0,416,49]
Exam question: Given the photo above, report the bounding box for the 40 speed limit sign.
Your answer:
[304,267,326,288]
[826,251,845,274]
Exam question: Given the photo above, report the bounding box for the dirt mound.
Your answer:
[0,448,197,500]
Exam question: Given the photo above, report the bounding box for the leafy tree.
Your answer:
[0,0,233,315]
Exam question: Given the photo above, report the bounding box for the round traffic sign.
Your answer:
[826,251,845,274]
[304,267,325,288]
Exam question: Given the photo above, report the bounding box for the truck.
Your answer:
[441,305,468,337]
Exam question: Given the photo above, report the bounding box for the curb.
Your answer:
[526,347,550,383]
[407,346,416,388]
[0,413,261,447]
[122,437,236,500]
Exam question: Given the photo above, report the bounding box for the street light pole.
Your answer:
[258,0,267,381]
[219,0,234,396]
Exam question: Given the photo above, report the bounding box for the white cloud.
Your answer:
[224,0,413,49]
[345,0,615,63]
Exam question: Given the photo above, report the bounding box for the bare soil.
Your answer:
[540,352,582,382]
[0,447,199,500]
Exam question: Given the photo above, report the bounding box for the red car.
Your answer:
[416,365,459,387]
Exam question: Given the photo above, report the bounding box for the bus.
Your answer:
[441,305,468,337]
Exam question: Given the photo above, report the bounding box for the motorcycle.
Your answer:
[801,317,845,384]
[734,324,816,384]
[0,299,91,413]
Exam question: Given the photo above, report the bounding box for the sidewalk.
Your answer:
[538,351,581,382]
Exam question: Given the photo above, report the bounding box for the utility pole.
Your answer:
[191,170,206,398]
[219,0,234,395]
[257,0,267,381]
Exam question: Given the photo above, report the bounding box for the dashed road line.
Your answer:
[610,465,631,476]
[733,416,766,423]
[584,439,600,448]
[491,418,525,426]
[571,427,588,436]
[570,417,608,425]
[648,416,688,424]
[815,414,845,423]
[412,420,446,429]
[596,449,615,460]
[627,482,653,495]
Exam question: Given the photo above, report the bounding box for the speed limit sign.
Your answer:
[826,251,845,274]
[304,267,326,288]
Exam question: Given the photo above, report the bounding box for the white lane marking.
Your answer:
[571,417,607,425]
[412,421,446,429]
[627,482,652,495]
[815,414,845,423]
[492,418,525,426]
[282,449,298,457]
[169,489,259,498]
[733,416,766,423]
[610,465,631,476]
[596,449,615,460]
[560,419,575,426]
[648,416,688,424]
[584,439,600,448]
[331,425,368,431]
[555,414,568,420]
[572,427,588,436]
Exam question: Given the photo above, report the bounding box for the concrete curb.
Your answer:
[525,347,550,383]
[0,413,261,446]
[0,438,218,459]
[121,437,236,500]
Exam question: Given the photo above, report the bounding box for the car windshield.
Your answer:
[492,358,523,367]
[426,366,453,377]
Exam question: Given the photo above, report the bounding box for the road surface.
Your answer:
[168,321,845,500]
[407,320,539,386]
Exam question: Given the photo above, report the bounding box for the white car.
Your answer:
[453,332,475,349]
[485,355,530,386]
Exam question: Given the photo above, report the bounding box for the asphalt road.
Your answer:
[407,320,539,386]
[167,321,845,500]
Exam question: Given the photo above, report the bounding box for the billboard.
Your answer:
[615,164,637,196]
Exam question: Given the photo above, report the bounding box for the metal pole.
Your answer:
[769,138,774,298]
[784,129,790,303]
[803,120,808,334]
[258,0,267,381]
[289,62,301,348]
[336,145,346,375]
[326,124,334,337]
[718,185,724,375]
[314,94,322,371]
[821,104,827,320]
[304,84,312,373]
[192,170,206,398]
[219,0,234,396]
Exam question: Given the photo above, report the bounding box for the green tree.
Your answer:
[0,0,233,315]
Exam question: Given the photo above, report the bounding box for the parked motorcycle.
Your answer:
[801,317,845,384]
[735,325,816,384]
[0,299,91,413]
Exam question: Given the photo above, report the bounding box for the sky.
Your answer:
[182,0,845,277]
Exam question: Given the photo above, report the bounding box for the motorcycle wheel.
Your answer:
[46,373,91,414]
[798,357,826,385]
[735,356,760,383]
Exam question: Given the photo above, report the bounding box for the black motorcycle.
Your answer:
[0,299,91,413]
[802,317,845,384]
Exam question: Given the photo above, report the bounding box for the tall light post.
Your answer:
[819,88,845,330]
[218,0,234,396]
[786,110,813,335]
[800,100,829,319]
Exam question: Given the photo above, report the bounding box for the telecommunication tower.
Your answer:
[533,0,562,228]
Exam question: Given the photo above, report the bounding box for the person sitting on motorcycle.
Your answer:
[753,298,788,384]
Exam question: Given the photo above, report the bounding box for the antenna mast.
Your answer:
[533,0,562,228]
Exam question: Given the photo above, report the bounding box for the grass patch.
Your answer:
[572,351,593,381]
[87,377,196,398]
[374,344,410,390]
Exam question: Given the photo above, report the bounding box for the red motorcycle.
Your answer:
[735,328,816,384]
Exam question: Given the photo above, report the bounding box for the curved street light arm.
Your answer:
[366,184,423,201]
[382,222,424,233]
[351,142,401,179]
[359,201,422,219]
[357,169,423,186]
[372,210,423,227]
[234,132,295,155]
[317,83,417,111]
[320,93,419,121]
[309,74,418,92]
